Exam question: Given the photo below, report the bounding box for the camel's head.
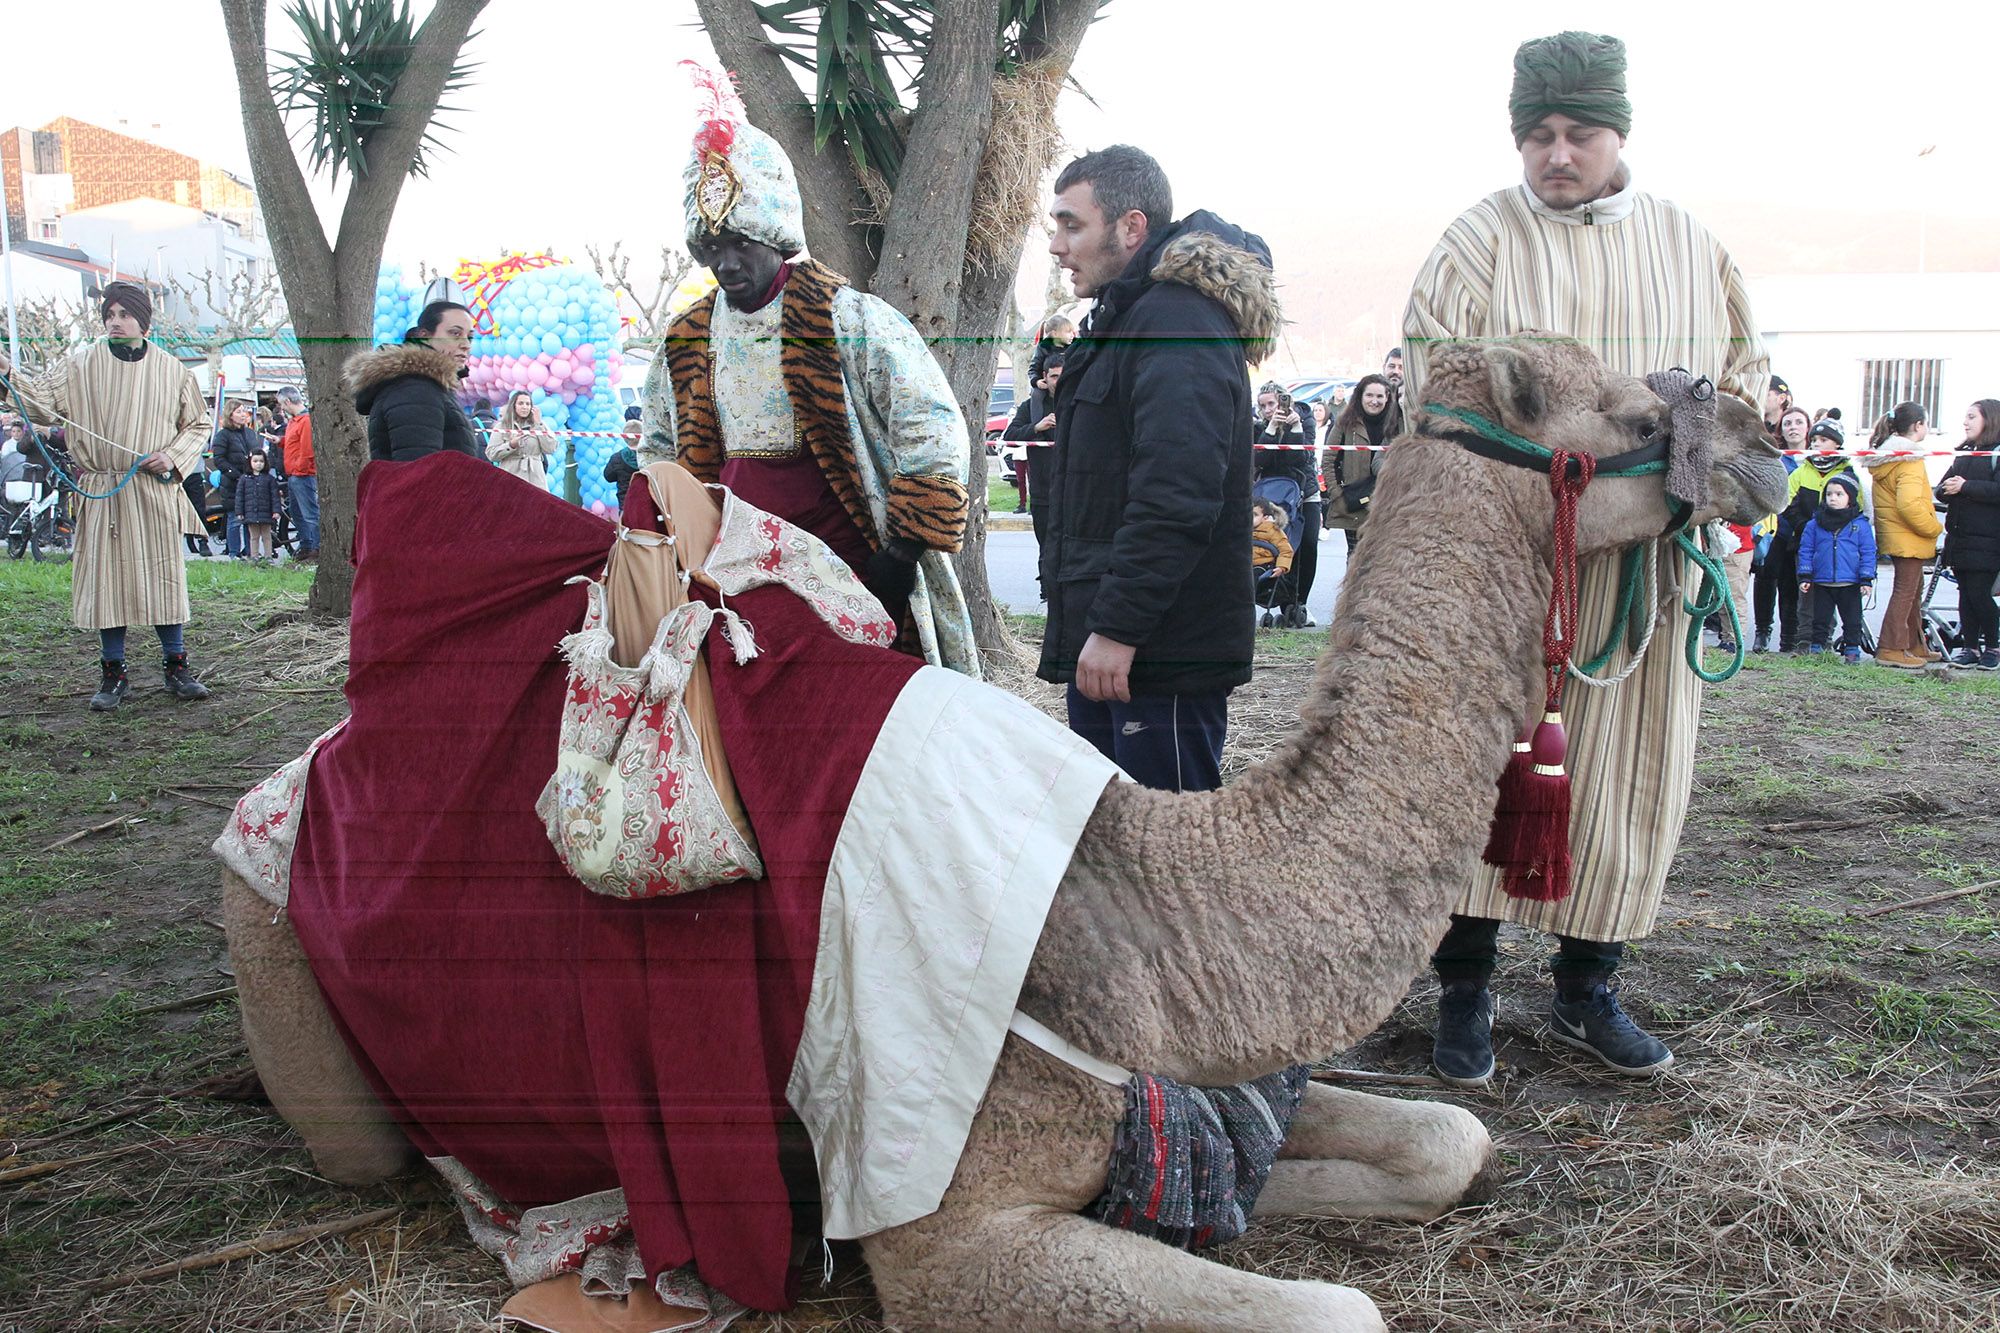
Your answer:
[1417,337,1788,555]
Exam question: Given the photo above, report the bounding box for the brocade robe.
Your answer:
[641,275,980,677]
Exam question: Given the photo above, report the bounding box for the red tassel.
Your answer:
[1481,738,1535,866]
[1497,712,1572,902]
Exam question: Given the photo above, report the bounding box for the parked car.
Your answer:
[1286,376,1356,413]
[985,369,1016,448]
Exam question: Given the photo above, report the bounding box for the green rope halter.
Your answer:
[1423,402,1746,683]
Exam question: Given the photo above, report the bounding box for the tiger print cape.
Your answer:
[661,260,969,556]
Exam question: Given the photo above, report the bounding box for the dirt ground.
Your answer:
[1,563,1996,1332]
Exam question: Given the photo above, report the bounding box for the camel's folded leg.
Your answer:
[221,870,417,1184]
[1257,1081,1499,1223]
[864,1202,1384,1333]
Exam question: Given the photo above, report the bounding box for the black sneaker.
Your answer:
[1548,982,1674,1076]
[1952,647,1982,668]
[162,653,211,702]
[89,659,129,712]
[1980,651,2000,672]
[1751,630,1770,653]
[1433,982,1496,1088]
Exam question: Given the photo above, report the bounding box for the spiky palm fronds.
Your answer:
[271,0,480,183]
[750,0,1097,187]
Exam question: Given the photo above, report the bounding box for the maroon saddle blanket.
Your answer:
[286,453,919,1311]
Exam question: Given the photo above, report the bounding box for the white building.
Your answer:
[58,197,274,328]
[1751,272,2000,451]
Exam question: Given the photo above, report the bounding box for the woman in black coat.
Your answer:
[1938,398,2000,667]
[209,401,262,558]
[345,300,482,463]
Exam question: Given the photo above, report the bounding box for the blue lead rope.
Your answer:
[0,368,179,499]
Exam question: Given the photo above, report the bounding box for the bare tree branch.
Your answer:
[692,0,876,285]
[10,295,96,371]
[587,241,695,343]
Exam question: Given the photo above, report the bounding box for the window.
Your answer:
[1860,359,1943,427]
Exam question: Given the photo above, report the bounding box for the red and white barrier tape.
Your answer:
[527,426,2000,458]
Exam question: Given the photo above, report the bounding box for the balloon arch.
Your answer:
[373,253,631,514]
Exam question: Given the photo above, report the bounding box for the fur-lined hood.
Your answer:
[1145,212,1282,365]
[345,342,462,413]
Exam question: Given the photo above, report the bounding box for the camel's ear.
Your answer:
[1484,344,1546,430]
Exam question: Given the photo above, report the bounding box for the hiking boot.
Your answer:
[162,653,210,701]
[89,659,129,712]
[1433,982,1496,1088]
[1875,649,1925,670]
[1548,982,1674,1076]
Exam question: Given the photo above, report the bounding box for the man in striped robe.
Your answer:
[1402,31,1768,1086]
[2,282,213,708]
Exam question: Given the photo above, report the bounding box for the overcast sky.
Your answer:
[9,1,1999,365]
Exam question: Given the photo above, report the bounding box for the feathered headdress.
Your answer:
[683,61,747,234]
[677,62,807,257]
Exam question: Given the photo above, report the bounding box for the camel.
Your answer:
[220,336,1787,1331]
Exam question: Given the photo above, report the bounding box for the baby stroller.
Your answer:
[1252,474,1306,627]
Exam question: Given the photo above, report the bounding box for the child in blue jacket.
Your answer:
[1797,474,1876,662]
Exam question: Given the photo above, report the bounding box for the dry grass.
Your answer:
[8,603,1999,1331]
[197,610,350,690]
[966,61,1066,271]
[1224,1055,2000,1332]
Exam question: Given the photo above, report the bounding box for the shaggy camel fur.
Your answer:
[221,337,1787,1331]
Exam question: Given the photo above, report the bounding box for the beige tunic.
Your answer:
[13,341,212,630]
[1403,175,1769,942]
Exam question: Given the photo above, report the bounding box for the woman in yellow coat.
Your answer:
[1864,401,1944,667]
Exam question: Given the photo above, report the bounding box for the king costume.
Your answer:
[640,72,980,676]
[1403,33,1769,948]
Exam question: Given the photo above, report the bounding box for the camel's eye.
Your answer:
[1637,420,1661,441]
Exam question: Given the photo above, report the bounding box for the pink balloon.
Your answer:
[577,344,596,361]
[551,358,573,380]
[575,368,596,388]
[560,390,577,405]
[527,365,547,388]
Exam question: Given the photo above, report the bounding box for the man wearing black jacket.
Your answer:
[1035,145,1279,792]
[1002,350,1063,514]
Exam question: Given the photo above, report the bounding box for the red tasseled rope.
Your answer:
[1484,449,1594,901]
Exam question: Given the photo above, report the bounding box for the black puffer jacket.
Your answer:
[233,469,281,523]
[1939,446,2000,570]
[209,425,261,504]
[1036,211,1281,695]
[345,343,481,463]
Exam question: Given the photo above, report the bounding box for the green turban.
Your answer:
[1509,31,1632,146]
